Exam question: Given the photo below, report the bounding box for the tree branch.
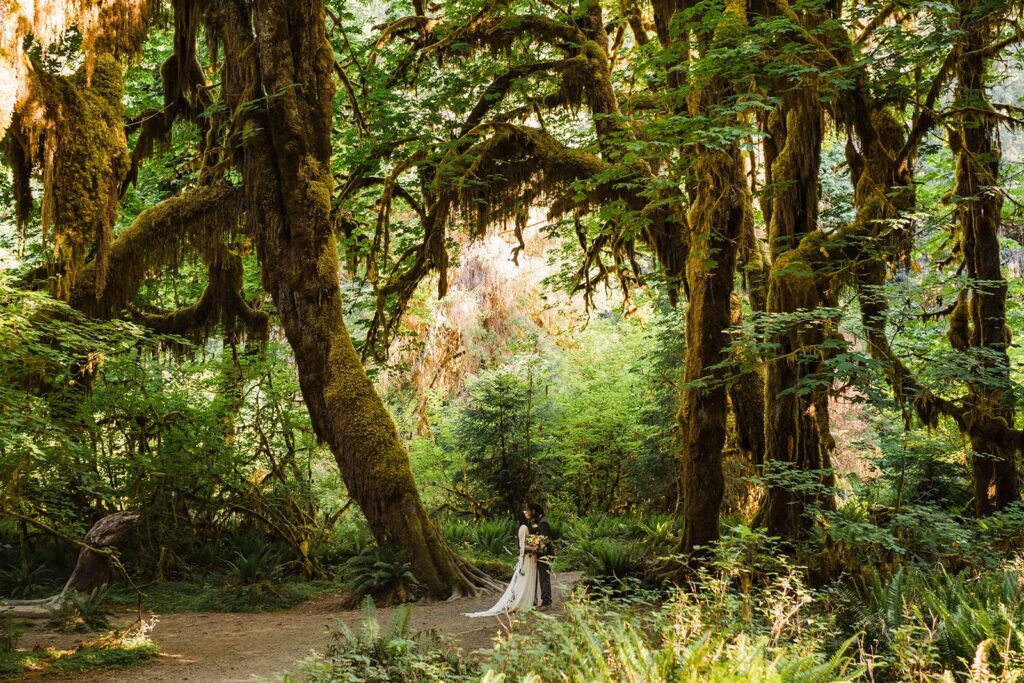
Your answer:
[70,184,243,318]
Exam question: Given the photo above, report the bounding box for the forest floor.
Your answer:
[15,572,582,682]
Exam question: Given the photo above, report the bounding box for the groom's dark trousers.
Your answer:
[538,557,552,606]
[534,514,553,606]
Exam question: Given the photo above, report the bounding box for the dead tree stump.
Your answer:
[1,511,139,619]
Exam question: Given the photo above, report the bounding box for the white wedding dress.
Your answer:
[464,524,539,617]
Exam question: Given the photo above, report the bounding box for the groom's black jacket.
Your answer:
[531,516,555,558]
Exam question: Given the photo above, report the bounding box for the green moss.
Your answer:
[32,53,129,297]
[947,290,971,351]
[0,638,157,678]
[72,183,242,316]
[107,580,334,613]
[450,124,609,234]
[299,156,333,220]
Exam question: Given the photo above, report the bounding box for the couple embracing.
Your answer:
[465,502,554,617]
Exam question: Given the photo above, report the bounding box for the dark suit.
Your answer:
[530,515,553,606]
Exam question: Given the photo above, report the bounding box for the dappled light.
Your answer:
[1,0,1023,679]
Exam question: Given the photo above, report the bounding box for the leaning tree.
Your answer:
[1,0,493,597]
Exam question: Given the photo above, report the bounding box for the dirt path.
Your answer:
[19,573,581,682]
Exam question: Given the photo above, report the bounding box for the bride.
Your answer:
[464,519,539,617]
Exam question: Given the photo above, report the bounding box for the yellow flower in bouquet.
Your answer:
[525,534,545,553]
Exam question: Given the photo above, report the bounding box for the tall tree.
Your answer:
[947,0,1018,514]
[755,2,835,540]
[204,0,494,597]
[677,0,752,553]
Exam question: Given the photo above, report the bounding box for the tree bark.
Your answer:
[755,64,835,541]
[62,512,139,595]
[211,0,492,597]
[678,0,750,554]
[952,0,1018,515]
[728,296,766,468]
[678,149,746,552]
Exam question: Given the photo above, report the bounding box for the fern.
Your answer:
[341,547,421,603]
[472,518,517,556]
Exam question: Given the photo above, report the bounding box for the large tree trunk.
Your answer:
[211,0,491,597]
[952,0,1018,514]
[62,512,139,596]
[730,178,769,470]
[756,85,835,540]
[678,147,747,552]
[852,14,1017,515]
[677,0,749,554]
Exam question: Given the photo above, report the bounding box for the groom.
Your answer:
[526,502,553,609]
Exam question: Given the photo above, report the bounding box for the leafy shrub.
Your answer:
[325,517,376,562]
[483,589,861,682]
[639,515,679,555]
[978,504,1024,555]
[582,538,645,583]
[53,585,113,630]
[547,516,572,546]
[441,518,475,549]
[847,560,1024,678]
[341,547,421,603]
[568,513,627,542]
[284,597,478,682]
[560,513,647,571]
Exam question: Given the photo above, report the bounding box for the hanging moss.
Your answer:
[134,247,269,344]
[14,54,130,299]
[756,55,844,540]
[2,137,33,236]
[70,184,243,318]
[0,0,157,141]
[445,123,609,233]
[946,290,971,351]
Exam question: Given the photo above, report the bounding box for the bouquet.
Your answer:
[525,534,545,554]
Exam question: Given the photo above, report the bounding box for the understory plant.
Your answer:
[482,585,861,682]
[0,616,20,654]
[841,559,1024,680]
[50,585,114,631]
[0,562,56,600]
[341,547,421,604]
[284,597,478,683]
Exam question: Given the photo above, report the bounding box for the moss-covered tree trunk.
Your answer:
[728,293,766,468]
[756,86,835,540]
[730,202,769,470]
[850,18,1017,515]
[677,0,750,554]
[679,148,747,552]
[211,0,488,597]
[951,1,1018,515]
